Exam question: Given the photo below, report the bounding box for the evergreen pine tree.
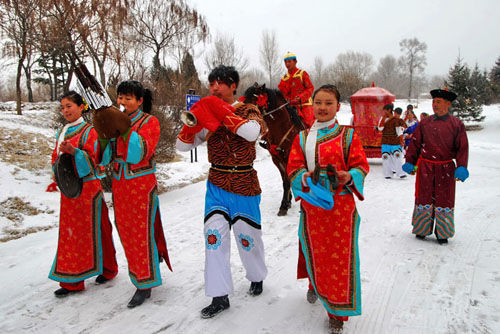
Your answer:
[490,56,500,85]
[150,55,170,85]
[470,63,492,105]
[445,56,485,123]
[180,51,202,94]
[490,56,500,102]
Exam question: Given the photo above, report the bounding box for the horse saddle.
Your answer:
[54,153,83,199]
[92,106,131,139]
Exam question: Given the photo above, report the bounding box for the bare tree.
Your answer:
[370,54,405,95]
[333,51,374,80]
[128,0,208,69]
[0,0,41,114]
[259,29,280,88]
[107,25,149,85]
[239,68,265,96]
[34,1,82,100]
[326,50,374,100]
[76,0,130,85]
[204,32,249,73]
[399,37,427,99]
[311,56,327,87]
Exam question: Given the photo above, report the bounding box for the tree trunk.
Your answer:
[408,68,413,100]
[16,58,24,115]
[52,55,58,101]
[64,67,74,93]
[98,62,106,87]
[23,66,34,102]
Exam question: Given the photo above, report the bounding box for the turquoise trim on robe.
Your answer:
[129,193,162,289]
[74,148,92,178]
[290,168,307,199]
[125,131,144,164]
[346,168,366,201]
[100,139,114,166]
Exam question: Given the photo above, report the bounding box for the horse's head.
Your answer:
[242,83,269,111]
[241,84,303,128]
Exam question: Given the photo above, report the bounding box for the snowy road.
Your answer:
[0,103,499,333]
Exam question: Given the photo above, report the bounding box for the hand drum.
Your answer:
[54,153,83,199]
[92,106,131,139]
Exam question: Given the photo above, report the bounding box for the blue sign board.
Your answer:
[186,94,201,111]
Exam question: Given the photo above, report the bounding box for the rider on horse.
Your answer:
[278,52,315,128]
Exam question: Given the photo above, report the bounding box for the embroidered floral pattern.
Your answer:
[238,233,255,252]
[206,229,222,250]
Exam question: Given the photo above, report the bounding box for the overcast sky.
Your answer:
[188,0,500,79]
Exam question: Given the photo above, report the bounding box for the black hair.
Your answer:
[383,103,394,111]
[312,84,341,102]
[117,80,153,113]
[406,104,413,110]
[60,90,85,108]
[394,107,403,114]
[208,65,239,94]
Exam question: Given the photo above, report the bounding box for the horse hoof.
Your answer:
[277,209,288,216]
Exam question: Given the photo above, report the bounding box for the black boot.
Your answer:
[95,275,111,284]
[54,287,81,298]
[415,234,426,240]
[201,295,230,319]
[437,238,448,245]
[306,289,318,304]
[127,288,151,308]
[248,281,263,296]
[328,317,344,334]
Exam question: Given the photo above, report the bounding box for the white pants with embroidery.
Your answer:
[382,150,405,178]
[204,214,267,297]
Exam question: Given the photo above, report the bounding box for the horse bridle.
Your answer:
[261,100,298,155]
[262,102,290,116]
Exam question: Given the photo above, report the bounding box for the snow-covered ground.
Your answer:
[0,100,499,334]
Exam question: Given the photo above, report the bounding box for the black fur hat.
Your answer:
[430,89,457,102]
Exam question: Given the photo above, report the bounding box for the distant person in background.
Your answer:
[49,91,118,297]
[403,104,414,122]
[403,89,469,244]
[419,112,429,122]
[278,52,315,128]
[403,110,419,150]
[377,104,407,179]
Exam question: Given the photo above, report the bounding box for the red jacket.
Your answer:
[278,68,314,107]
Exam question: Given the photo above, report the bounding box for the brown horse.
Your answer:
[243,83,306,216]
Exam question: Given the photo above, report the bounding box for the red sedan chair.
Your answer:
[350,84,395,158]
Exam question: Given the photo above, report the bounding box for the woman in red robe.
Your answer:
[287,85,369,333]
[99,81,171,308]
[49,91,118,297]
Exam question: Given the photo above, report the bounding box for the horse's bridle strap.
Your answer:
[211,163,254,173]
[263,102,289,116]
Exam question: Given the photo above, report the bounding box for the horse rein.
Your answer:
[276,125,296,150]
[261,101,299,155]
[262,102,290,116]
